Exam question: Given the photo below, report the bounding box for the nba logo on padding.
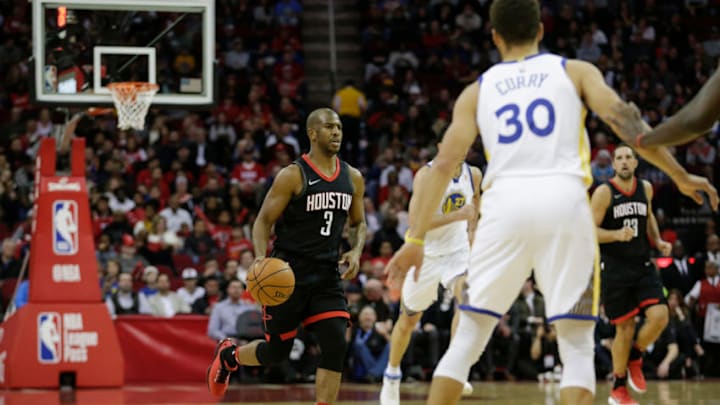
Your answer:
[52,200,78,255]
[38,312,62,364]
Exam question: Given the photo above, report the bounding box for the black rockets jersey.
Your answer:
[273,154,354,264]
[600,177,650,261]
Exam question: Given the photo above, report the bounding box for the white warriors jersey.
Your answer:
[476,53,592,190]
[424,161,475,256]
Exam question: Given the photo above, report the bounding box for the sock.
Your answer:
[385,365,401,376]
[613,374,626,390]
[629,344,643,361]
[221,347,238,368]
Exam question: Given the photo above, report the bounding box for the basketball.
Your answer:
[246,258,295,306]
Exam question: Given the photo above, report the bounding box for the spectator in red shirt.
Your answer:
[265,143,294,176]
[135,158,161,188]
[231,146,265,199]
[273,49,304,81]
[377,171,409,205]
[145,166,171,203]
[422,20,448,50]
[198,163,226,190]
[92,195,114,238]
[226,226,253,260]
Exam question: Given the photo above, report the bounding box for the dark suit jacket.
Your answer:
[662,257,698,296]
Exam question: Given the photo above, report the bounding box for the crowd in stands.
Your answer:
[0,0,719,385]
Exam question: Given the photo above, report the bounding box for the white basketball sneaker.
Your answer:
[380,371,402,405]
[462,381,474,396]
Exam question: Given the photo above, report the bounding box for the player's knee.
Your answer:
[256,337,294,365]
[647,304,669,329]
[615,318,635,336]
[314,318,348,372]
[397,311,421,334]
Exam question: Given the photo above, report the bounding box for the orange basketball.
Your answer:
[246,258,295,306]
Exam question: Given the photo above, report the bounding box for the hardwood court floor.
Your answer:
[1,380,719,404]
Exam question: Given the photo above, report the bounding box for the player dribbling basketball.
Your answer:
[206,108,367,405]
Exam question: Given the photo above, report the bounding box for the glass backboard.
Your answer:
[32,0,215,108]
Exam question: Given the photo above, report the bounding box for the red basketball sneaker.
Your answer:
[206,338,238,397]
[608,386,638,405]
[627,359,647,393]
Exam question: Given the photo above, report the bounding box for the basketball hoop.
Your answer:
[107,82,159,130]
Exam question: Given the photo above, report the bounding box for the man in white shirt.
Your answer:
[177,267,205,307]
[208,279,259,341]
[147,273,191,317]
[159,194,194,234]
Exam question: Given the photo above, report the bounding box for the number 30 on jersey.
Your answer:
[495,98,556,144]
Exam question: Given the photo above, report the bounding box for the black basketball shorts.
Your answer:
[600,255,666,324]
[262,252,349,341]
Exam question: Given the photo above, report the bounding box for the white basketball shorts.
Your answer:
[402,247,469,313]
[460,175,597,322]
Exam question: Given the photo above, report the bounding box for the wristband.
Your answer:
[635,133,645,148]
[404,231,424,246]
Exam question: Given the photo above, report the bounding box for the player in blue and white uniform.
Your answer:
[380,133,481,405]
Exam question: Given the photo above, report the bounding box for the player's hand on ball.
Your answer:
[339,250,361,280]
[657,240,672,256]
[251,256,266,268]
[616,227,634,242]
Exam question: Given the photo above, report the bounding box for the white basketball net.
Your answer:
[107,82,159,130]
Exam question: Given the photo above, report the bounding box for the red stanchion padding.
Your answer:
[0,303,124,388]
[37,137,56,178]
[114,315,216,383]
[70,138,85,177]
[29,137,99,303]
[28,175,100,302]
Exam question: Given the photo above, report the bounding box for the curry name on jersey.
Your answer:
[599,177,649,261]
[274,154,353,264]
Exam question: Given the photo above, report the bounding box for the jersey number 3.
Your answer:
[495,98,556,144]
[320,211,333,236]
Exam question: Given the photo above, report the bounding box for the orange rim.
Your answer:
[86,107,114,116]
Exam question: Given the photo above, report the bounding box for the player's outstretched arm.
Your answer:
[340,166,367,280]
[612,64,720,147]
[568,60,718,209]
[251,165,302,259]
[59,112,83,153]
[590,184,633,244]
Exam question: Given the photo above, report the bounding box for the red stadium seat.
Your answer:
[172,253,195,271]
